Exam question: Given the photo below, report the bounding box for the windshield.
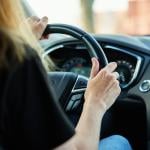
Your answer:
[26,0,150,35]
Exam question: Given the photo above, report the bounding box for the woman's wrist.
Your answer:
[83,98,106,117]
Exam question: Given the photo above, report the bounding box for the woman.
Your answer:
[0,0,132,149]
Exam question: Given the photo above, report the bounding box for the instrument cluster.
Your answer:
[48,43,142,89]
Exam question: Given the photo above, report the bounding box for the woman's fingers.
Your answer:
[31,16,40,22]
[30,16,40,22]
[112,71,120,80]
[95,62,118,81]
[41,16,48,22]
[26,16,48,39]
[90,60,119,81]
[104,62,117,73]
[85,60,121,112]
[37,16,48,39]
[39,16,48,27]
[27,16,40,25]
[90,57,100,79]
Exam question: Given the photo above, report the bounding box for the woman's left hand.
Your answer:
[27,16,49,40]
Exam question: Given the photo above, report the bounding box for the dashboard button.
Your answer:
[139,80,150,93]
[71,94,83,101]
[71,100,81,111]
[66,100,74,112]
[66,94,83,112]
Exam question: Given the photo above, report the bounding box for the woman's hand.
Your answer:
[54,58,121,150]
[26,16,48,40]
[84,57,121,112]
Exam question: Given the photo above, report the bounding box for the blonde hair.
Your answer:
[0,0,53,70]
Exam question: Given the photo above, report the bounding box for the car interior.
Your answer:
[23,0,150,149]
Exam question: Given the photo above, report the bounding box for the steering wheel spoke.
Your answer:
[72,75,88,93]
[65,75,88,112]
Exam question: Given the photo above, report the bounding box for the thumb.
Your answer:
[90,57,99,79]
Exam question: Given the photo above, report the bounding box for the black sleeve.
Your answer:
[2,51,75,150]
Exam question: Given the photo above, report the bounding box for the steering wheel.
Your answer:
[43,24,108,112]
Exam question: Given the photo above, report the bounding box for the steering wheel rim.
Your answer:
[43,24,108,68]
[43,24,109,113]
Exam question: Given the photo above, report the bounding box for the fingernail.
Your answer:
[91,58,95,66]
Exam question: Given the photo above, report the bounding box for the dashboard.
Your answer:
[42,34,150,150]
[45,39,143,89]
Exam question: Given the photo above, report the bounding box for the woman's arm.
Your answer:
[25,17,120,149]
[26,17,120,149]
[54,58,120,150]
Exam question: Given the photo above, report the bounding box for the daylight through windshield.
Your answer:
[26,0,150,35]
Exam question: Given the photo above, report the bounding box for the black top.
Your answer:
[0,48,75,150]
